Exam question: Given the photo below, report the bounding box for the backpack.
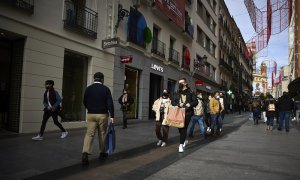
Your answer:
[194,98,204,116]
[268,103,275,112]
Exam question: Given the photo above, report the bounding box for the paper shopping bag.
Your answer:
[166,106,185,128]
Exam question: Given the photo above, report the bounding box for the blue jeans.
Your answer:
[266,117,274,126]
[253,108,259,124]
[279,111,291,130]
[216,114,223,129]
[210,113,219,131]
[189,115,205,136]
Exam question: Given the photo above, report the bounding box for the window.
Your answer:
[197,0,204,18]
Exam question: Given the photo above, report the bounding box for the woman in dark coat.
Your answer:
[264,98,277,131]
[118,89,134,129]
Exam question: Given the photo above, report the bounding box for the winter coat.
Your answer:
[171,88,198,116]
[277,94,294,111]
[152,97,171,125]
[210,97,220,114]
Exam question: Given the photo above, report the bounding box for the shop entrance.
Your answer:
[62,51,88,122]
[0,30,24,132]
[149,73,163,119]
[124,67,139,119]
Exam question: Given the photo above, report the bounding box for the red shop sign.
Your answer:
[120,56,133,63]
[195,80,204,86]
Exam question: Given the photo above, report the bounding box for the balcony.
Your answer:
[151,39,166,58]
[63,0,98,39]
[219,59,233,73]
[169,48,180,65]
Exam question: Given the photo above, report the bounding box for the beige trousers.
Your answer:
[82,114,108,154]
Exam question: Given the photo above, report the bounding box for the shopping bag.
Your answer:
[105,122,116,154]
[166,106,185,128]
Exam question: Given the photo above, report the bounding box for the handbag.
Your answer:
[105,122,116,154]
[166,106,185,128]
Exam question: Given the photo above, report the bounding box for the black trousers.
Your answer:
[122,110,127,128]
[39,110,66,136]
[178,114,192,144]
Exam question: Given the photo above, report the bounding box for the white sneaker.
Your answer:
[183,140,188,149]
[161,142,167,147]
[156,140,162,146]
[61,131,68,139]
[178,144,184,153]
[32,134,43,141]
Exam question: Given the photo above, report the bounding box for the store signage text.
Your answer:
[120,56,133,63]
[151,64,164,73]
[102,37,119,49]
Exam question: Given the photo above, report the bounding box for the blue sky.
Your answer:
[224,0,289,73]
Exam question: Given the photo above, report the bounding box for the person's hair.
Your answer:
[94,72,104,82]
[213,91,219,96]
[45,80,54,86]
[270,99,275,104]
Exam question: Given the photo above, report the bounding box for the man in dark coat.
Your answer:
[277,92,294,132]
[171,78,198,153]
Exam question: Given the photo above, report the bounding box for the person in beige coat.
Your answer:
[152,89,171,147]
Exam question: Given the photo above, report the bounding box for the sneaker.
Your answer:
[178,144,184,153]
[82,152,89,165]
[161,142,167,147]
[32,134,43,141]
[156,140,162,146]
[61,131,68,139]
[277,127,282,131]
[99,152,108,159]
[183,140,188,149]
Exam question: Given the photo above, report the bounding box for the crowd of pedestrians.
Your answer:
[30,72,299,166]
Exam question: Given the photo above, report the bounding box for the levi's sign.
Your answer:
[102,37,119,49]
[151,64,164,73]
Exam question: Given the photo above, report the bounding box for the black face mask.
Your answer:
[179,83,184,90]
[162,93,169,97]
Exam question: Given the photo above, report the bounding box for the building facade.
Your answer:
[0,0,253,133]
[0,0,115,133]
[289,0,300,81]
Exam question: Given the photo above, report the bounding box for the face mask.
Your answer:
[216,96,220,99]
[179,83,184,90]
[123,92,127,94]
[198,96,202,99]
[163,93,168,97]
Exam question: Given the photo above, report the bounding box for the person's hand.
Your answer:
[47,107,52,110]
[110,118,114,124]
[186,103,190,107]
[179,103,184,107]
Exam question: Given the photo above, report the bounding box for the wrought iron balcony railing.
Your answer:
[63,0,98,39]
[169,48,179,65]
[151,38,166,58]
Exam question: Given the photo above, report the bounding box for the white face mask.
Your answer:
[216,96,220,99]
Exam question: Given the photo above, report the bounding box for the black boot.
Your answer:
[82,152,89,165]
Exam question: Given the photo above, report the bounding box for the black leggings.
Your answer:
[178,114,192,144]
[39,110,66,136]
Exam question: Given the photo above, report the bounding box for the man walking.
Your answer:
[32,80,68,141]
[171,78,198,153]
[82,72,114,165]
[210,91,220,136]
[277,92,294,132]
[118,89,134,129]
